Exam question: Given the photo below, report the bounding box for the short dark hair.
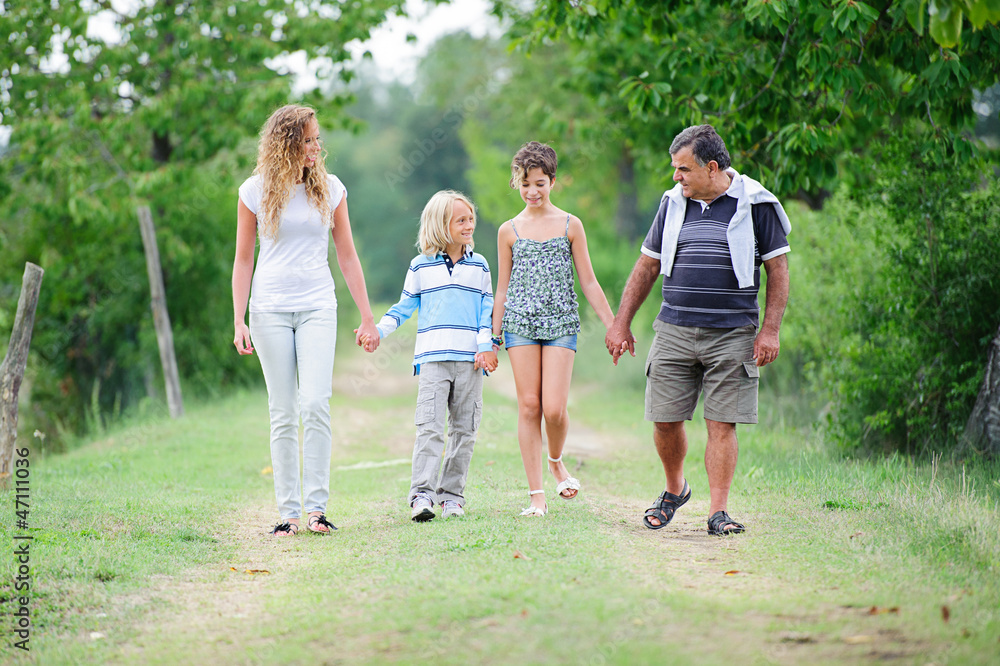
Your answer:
[509,141,558,188]
[669,124,731,170]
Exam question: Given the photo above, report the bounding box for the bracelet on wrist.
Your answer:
[491,335,503,347]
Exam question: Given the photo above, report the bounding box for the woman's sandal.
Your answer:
[642,480,691,530]
[519,489,547,517]
[307,513,338,534]
[548,455,581,499]
[270,521,299,537]
[707,510,745,536]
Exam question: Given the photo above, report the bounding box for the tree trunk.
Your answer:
[1,263,44,487]
[137,205,185,419]
[963,324,1000,456]
[615,145,641,239]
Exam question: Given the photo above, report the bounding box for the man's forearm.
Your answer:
[615,255,661,325]
[761,254,789,334]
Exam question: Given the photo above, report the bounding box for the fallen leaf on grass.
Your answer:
[849,531,865,539]
[843,635,874,645]
[485,460,495,466]
[941,605,950,623]
[723,570,743,576]
[231,566,271,574]
[867,606,899,615]
[260,466,273,476]
[513,550,530,560]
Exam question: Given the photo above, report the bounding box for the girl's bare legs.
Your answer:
[540,346,577,498]
[508,345,547,512]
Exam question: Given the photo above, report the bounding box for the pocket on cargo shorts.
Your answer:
[737,361,759,417]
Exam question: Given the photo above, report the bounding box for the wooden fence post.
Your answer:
[137,205,184,419]
[1,263,44,486]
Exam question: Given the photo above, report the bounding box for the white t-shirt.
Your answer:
[238,174,347,313]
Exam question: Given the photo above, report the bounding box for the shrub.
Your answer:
[827,145,1000,453]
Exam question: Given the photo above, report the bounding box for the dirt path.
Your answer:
[114,351,741,664]
[110,347,930,665]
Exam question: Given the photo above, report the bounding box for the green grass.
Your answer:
[1,331,999,664]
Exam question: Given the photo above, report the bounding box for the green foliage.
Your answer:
[0,0,407,442]
[827,145,1000,452]
[330,58,479,301]
[741,195,884,429]
[495,0,1000,197]
[902,0,1000,47]
[423,32,662,306]
[1,132,262,443]
[491,0,1000,454]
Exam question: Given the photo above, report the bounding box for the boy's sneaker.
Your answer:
[410,493,435,522]
[441,500,465,519]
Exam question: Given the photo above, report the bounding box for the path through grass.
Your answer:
[1,332,998,664]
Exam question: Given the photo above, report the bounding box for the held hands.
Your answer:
[475,350,499,373]
[604,321,637,366]
[234,322,254,355]
[354,322,381,353]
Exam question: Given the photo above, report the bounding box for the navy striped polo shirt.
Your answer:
[641,194,789,328]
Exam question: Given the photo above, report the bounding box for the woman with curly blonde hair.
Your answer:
[232,104,380,536]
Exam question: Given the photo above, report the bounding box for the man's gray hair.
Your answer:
[669,124,731,170]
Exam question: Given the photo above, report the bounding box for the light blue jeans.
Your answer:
[250,308,337,520]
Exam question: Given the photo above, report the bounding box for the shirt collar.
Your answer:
[438,246,473,261]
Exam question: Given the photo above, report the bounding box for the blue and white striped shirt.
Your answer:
[376,249,494,373]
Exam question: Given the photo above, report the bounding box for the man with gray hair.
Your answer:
[605,124,790,536]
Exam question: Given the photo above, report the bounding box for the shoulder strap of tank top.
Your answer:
[564,214,571,236]
[510,220,521,239]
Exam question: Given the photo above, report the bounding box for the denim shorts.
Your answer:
[504,332,577,352]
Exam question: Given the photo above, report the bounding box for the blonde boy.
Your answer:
[368,190,497,520]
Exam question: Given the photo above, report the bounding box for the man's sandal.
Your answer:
[707,510,745,536]
[270,521,299,537]
[520,489,547,517]
[548,455,581,499]
[307,513,337,534]
[642,480,691,530]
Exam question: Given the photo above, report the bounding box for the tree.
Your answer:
[493,0,1000,453]
[826,144,1000,452]
[963,324,1000,456]
[0,0,409,440]
[494,0,1000,196]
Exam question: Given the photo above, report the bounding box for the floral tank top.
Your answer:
[502,215,581,340]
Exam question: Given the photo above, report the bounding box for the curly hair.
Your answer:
[509,141,558,188]
[253,105,334,240]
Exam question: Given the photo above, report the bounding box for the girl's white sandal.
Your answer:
[520,489,547,516]
[548,455,581,499]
